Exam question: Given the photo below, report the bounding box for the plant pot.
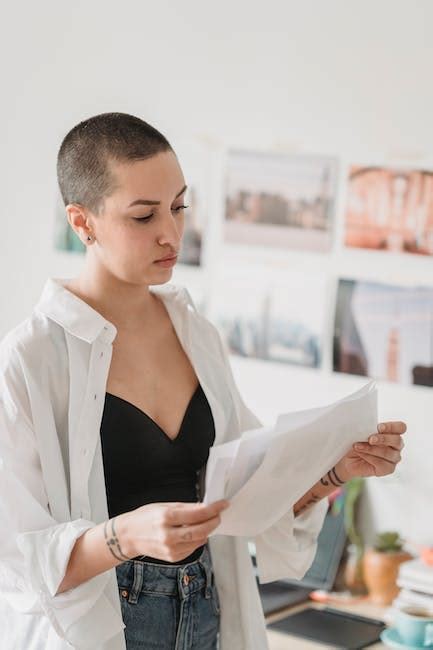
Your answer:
[362,548,412,605]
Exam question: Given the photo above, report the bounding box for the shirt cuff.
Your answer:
[253,499,329,583]
[14,518,125,647]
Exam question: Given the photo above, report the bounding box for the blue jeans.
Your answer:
[115,544,220,649]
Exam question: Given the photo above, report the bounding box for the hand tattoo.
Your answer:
[104,517,132,562]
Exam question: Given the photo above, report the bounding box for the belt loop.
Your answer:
[128,561,144,604]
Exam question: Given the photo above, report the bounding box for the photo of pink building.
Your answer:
[344,166,433,255]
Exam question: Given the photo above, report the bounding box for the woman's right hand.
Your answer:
[117,499,230,562]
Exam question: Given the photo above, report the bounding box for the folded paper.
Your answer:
[204,381,377,536]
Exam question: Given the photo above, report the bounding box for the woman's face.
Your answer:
[88,149,187,285]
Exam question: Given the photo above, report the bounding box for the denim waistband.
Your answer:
[115,544,215,605]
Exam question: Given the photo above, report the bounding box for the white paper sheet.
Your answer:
[204,380,377,536]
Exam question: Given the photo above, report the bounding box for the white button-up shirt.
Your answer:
[0,277,328,649]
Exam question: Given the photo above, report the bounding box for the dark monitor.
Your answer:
[252,493,347,614]
[283,493,347,591]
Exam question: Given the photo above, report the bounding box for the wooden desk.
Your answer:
[266,599,387,649]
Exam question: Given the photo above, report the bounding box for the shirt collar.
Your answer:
[34,277,190,345]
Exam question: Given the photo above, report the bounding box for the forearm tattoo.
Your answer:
[294,493,321,516]
[320,465,346,488]
[294,466,346,517]
[104,517,132,562]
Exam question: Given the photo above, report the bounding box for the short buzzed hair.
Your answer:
[57,112,173,214]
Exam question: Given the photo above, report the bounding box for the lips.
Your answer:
[155,254,177,262]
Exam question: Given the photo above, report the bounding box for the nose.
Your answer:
[157,209,182,250]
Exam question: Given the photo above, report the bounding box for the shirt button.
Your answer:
[94,394,97,399]
[100,352,104,358]
[82,448,88,456]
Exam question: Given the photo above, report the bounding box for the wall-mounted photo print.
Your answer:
[333,279,433,387]
[210,280,267,359]
[223,149,337,252]
[177,185,203,266]
[264,274,326,367]
[53,191,85,253]
[344,166,433,255]
[209,272,326,368]
[173,138,213,267]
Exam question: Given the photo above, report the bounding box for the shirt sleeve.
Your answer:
[0,349,124,648]
[210,319,329,583]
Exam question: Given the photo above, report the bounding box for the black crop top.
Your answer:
[99,382,215,564]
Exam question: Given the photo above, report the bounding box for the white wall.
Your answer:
[1,0,432,547]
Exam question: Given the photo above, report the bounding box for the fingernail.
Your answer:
[378,424,386,432]
[370,435,379,444]
[355,443,364,449]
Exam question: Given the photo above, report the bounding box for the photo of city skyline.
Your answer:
[210,272,325,368]
[333,279,433,387]
[224,149,337,252]
[344,166,433,255]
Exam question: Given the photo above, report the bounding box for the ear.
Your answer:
[65,203,94,244]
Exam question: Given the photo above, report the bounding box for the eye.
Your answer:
[132,205,189,223]
[133,214,153,222]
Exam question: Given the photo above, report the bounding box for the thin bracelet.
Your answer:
[112,517,134,561]
[103,517,133,562]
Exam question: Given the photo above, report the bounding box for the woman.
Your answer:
[0,112,406,650]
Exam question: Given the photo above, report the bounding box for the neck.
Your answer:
[64,256,163,332]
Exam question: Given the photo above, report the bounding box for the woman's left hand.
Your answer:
[335,421,407,482]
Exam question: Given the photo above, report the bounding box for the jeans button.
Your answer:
[121,589,128,598]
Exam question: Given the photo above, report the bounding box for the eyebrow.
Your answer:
[127,185,187,208]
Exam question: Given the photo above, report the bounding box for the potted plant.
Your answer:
[342,478,367,594]
[363,531,412,605]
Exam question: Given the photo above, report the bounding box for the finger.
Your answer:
[367,433,405,450]
[355,450,397,476]
[164,500,230,527]
[171,515,222,543]
[171,538,209,552]
[165,539,209,563]
[176,537,208,548]
[354,443,401,464]
[377,421,407,434]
